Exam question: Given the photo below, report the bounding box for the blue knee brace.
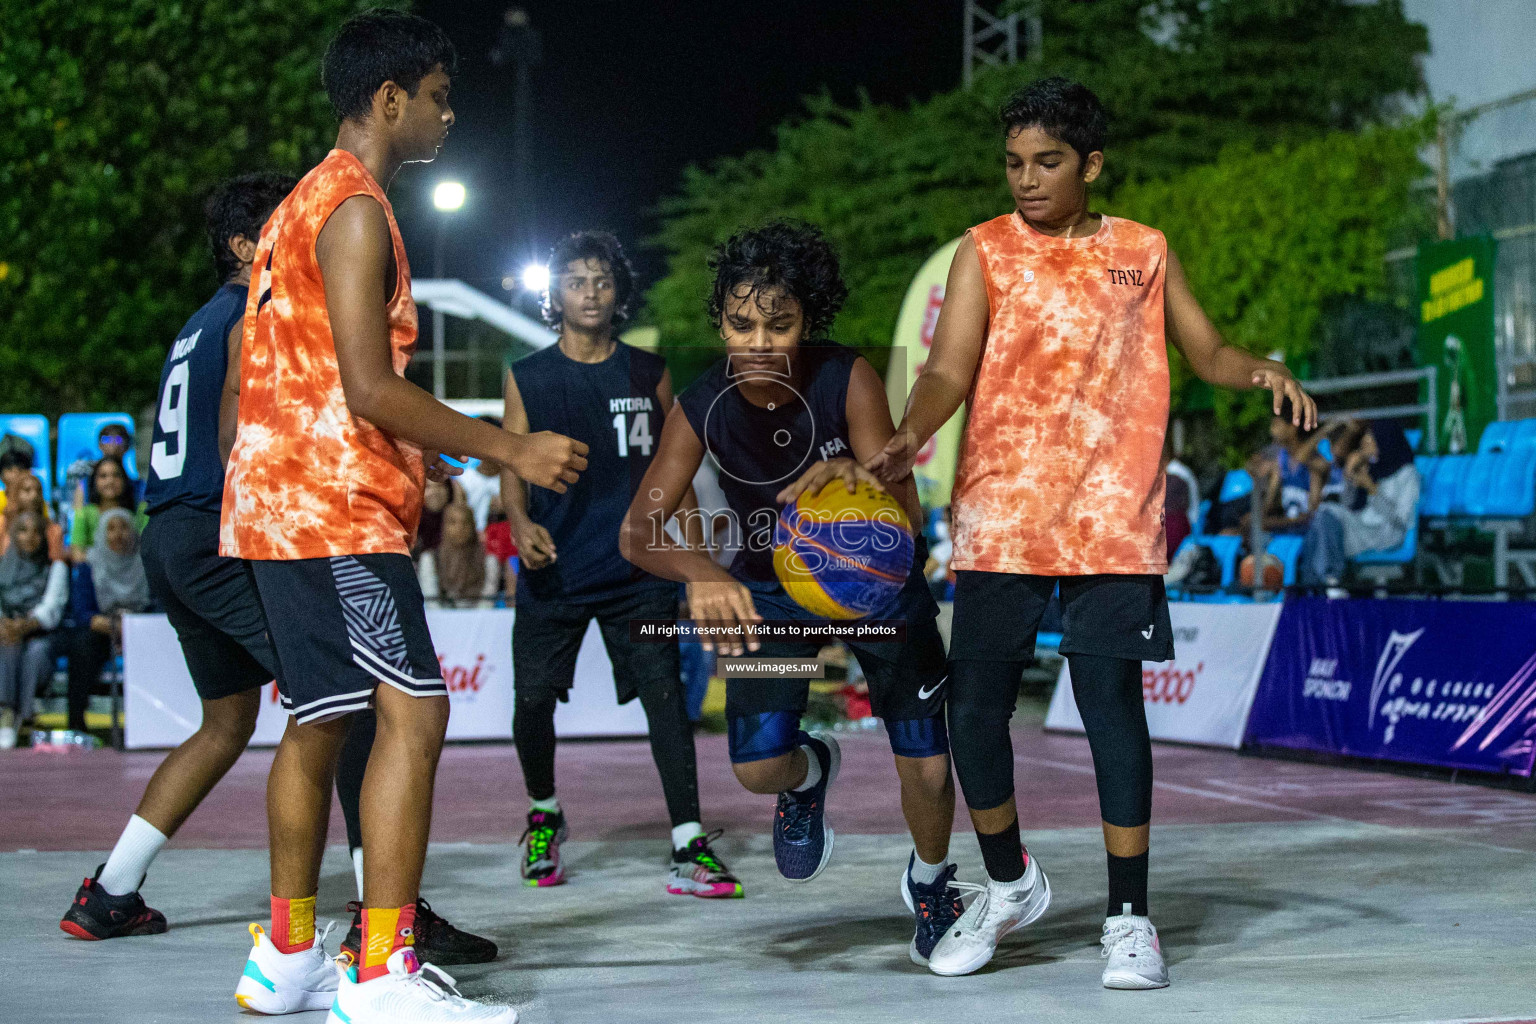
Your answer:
[727,711,802,763]
[886,714,950,759]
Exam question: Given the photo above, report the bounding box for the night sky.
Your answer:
[401,0,964,302]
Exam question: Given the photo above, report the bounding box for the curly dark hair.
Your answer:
[204,172,297,281]
[1000,77,1109,163]
[539,231,636,328]
[322,9,458,123]
[707,221,847,340]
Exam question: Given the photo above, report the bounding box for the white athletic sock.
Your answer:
[908,850,949,886]
[994,861,1036,893]
[530,795,561,814]
[98,815,168,896]
[351,847,365,902]
[671,822,704,852]
[791,745,822,792]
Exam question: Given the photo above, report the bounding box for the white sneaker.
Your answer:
[328,947,516,1023]
[926,856,1051,976]
[234,922,340,1014]
[1100,903,1169,989]
[0,725,16,749]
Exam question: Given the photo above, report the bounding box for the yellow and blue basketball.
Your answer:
[773,480,914,620]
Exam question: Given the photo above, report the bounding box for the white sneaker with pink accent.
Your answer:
[1100,903,1169,989]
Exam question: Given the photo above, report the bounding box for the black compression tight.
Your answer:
[514,680,702,828]
[336,709,375,853]
[948,655,1152,828]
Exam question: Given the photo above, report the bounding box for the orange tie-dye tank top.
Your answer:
[220,149,424,561]
[950,211,1169,576]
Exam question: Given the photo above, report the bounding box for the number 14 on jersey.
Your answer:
[612,411,653,458]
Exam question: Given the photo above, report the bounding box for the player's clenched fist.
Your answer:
[507,431,589,492]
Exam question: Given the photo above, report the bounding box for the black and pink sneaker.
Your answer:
[60,865,168,940]
[667,830,744,899]
[519,809,569,887]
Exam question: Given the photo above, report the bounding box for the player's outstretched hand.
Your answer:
[775,457,885,506]
[864,424,922,486]
[512,520,557,570]
[1254,363,1318,431]
[424,451,467,482]
[686,580,762,656]
[509,431,589,493]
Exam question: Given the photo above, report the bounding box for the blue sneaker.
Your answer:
[900,854,964,965]
[772,731,840,882]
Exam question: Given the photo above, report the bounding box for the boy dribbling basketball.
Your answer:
[622,222,964,965]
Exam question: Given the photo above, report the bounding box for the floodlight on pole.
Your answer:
[430,181,466,399]
[433,180,466,212]
[521,263,550,293]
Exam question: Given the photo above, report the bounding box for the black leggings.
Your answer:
[66,627,111,732]
[948,654,1152,828]
[337,709,375,853]
[513,677,701,828]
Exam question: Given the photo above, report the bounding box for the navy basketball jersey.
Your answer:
[676,342,932,621]
[513,341,670,601]
[144,282,245,515]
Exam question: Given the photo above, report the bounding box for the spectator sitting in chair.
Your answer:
[69,455,147,564]
[418,503,499,608]
[64,423,134,507]
[1255,399,1332,535]
[0,511,69,748]
[0,437,37,516]
[1,473,65,561]
[66,508,151,736]
[1298,419,1420,588]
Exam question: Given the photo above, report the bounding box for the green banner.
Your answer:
[1417,236,1497,453]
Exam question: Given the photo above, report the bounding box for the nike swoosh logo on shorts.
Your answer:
[1141,625,1154,639]
[917,675,947,700]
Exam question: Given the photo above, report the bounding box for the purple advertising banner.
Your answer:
[1245,597,1536,777]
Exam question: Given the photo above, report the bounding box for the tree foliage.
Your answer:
[1108,125,1431,463]
[647,0,1429,397]
[0,0,396,417]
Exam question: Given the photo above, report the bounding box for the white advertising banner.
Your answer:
[1044,602,1284,749]
[123,609,649,749]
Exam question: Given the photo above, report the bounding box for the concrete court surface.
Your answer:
[3,725,1536,1024]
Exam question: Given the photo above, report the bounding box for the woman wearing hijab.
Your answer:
[66,507,152,734]
[418,503,499,608]
[0,510,69,747]
[1298,419,1420,587]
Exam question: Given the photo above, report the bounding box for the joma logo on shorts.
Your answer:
[1106,269,1145,286]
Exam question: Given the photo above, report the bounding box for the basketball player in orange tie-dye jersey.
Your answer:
[870,78,1316,986]
[221,12,585,1024]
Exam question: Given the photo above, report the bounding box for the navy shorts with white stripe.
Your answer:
[249,553,445,724]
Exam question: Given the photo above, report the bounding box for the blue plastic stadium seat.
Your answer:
[1404,427,1423,451]
[1218,470,1253,504]
[1192,498,1212,537]
[1485,449,1536,518]
[1479,421,1516,453]
[1266,534,1305,585]
[1421,454,1471,518]
[0,414,52,502]
[1206,534,1243,587]
[1414,456,1438,498]
[1511,418,1536,452]
[1461,453,1502,516]
[56,413,138,492]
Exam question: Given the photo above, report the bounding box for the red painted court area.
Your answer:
[5,723,1533,854]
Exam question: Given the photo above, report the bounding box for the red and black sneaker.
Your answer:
[341,898,498,966]
[59,865,168,940]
